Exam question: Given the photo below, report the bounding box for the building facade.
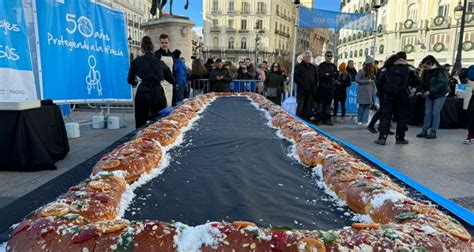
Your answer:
[203,0,297,68]
[337,0,474,69]
[97,0,153,59]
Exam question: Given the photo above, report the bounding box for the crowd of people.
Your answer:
[127,35,474,145]
[293,50,474,145]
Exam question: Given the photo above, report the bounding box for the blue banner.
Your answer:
[299,7,375,31]
[0,0,37,101]
[345,82,359,115]
[36,0,132,102]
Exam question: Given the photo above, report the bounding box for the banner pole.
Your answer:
[289,5,300,98]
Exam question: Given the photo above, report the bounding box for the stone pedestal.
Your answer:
[142,16,195,67]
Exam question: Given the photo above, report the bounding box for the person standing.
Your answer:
[459,65,474,144]
[172,49,186,105]
[189,58,208,96]
[209,59,232,92]
[294,51,318,121]
[375,53,422,145]
[127,36,175,128]
[155,34,175,70]
[243,58,257,79]
[333,62,351,121]
[204,58,214,74]
[356,56,376,126]
[347,60,358,82]
[264,62,285,105]
[256,64,267,95]
[416,55,450,139]
[315,51,339,125]
[237,65,253,80]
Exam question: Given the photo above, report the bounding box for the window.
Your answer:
[257,2,266,13]
[212,0,218,11]
[213,37,219,48]
[212,19,219,29]
[241,38,247,49]
[402,36,416,46]
[407,4,418,20]
[464,32,473,42]
[228,37,235,49]
[228,19,234,29]
[228,1,234,12]
[241,19,247,30]
[468,0,474,12]
[242,2,250,13]
[276,5,280,15]
[430,33,450,48]
[256,20,263,30]
[438,4,449,17]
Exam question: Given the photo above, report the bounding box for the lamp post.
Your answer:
[371,3,381,60]
[127,34,133,62]
[453,0,467,72]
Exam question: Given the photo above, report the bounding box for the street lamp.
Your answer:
[453,0,467,73]
[254,26,261,66]
[128,34,133,62]
[371,4,381,60]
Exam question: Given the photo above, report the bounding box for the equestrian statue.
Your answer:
[150,0,190,18]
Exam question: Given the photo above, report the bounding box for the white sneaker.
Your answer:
[357,122,363,126]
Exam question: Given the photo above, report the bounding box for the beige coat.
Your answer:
[464,79,474,110]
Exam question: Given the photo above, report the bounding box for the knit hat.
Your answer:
[364,55,375,65]
[339,62,347,71]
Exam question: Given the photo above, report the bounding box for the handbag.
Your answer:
[266,87,278,98]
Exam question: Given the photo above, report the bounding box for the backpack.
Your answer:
[382,65,410,97]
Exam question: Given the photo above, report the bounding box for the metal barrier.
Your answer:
[186,79,265,98]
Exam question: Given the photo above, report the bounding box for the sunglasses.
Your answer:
[424,62,433,66]
[325,55,333,58]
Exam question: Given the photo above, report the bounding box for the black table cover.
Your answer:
[408,96,467,129]
[0,104,69,171]
[125,97,354,230]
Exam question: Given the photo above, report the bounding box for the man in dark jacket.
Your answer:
[315,51,339,125]
[172,49,186,105]
[294,51,318,121]
[209,59,232,92]
[375,52,422,145]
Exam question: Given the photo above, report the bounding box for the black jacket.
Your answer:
[318,61,339,88]
[154,48,174,61]
[264,72,284,91]
[209,67,232,85]
[294,62,318,96]
[335,73,351,95]
[347,67,358,82]
[376,60,421,98]
[127,52,175,92]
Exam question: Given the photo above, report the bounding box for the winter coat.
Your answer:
[347,67,358,82]
[209,67,232,86]
[355,69,376,105]
[174,58,187,87]
[264,72,284,91]
[335,72,352,96]
[318,61,339,88]
[375,59,422,98]
[421,67,449,99]
[460,66,474,109]
[294,62,318,96]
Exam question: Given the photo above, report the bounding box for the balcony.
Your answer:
[256,10,267,14]
[227,27,237,33]
[241,9,251,14]
[275,30,290,38]
[211,27,221,32]
[239,29,249,33]
[430,16,451,29]
[211,9,221,14]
